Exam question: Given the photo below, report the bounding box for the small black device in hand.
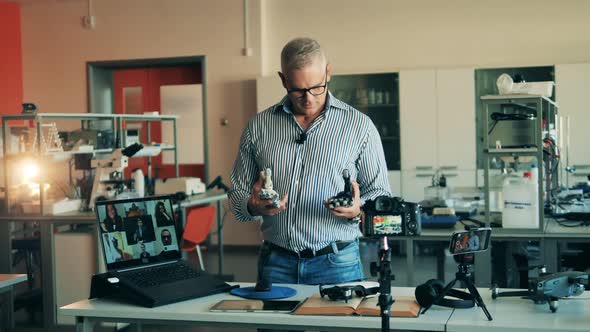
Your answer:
[327,169,354,209]
[362,196,421,237]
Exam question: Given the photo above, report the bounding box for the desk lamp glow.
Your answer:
[20,159,50,198]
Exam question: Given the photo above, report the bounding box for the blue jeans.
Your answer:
[258,240,364,285]
[258,241,364,332]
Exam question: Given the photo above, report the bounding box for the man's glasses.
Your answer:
[286,67,328,98]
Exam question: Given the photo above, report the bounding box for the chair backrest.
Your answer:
[182,205,216,246]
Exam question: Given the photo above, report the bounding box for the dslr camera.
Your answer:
[362,196,421,237]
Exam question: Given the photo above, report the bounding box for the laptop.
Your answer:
[92,195,235,307]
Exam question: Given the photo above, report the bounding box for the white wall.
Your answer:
[19,0,590,244]
[262,0,590,75]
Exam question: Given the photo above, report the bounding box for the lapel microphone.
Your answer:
[296,132,307,144]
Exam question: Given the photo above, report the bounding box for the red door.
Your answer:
[112,66,204,180]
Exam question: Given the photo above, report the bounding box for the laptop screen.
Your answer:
[95,196,181,271]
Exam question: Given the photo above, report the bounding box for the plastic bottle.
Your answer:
[530,164,539,184]
[502,172,539,228]
[132,168,145,197]
[531,164,545,199]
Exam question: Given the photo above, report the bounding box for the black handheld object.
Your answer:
[327,169,353,209]
[206,175,230,193]
[122,143,144,157]
[449,227,491,255]
[362,196,421,237]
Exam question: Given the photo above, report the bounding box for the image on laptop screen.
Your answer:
[95,196,180,270]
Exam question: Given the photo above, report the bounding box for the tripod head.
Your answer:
[454,253,475,275]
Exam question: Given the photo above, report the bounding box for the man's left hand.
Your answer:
[324,181,361,220]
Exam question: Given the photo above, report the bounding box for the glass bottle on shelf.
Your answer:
[375,90,383,104]
[329,72,400,170]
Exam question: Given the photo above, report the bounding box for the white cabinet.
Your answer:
[401,170,436,203]
[555,64,590,184]
[400,68,476,201]
[436,68,476,169]
[55,230,97,325]
[400,69,438,170]
[388,170,402,196]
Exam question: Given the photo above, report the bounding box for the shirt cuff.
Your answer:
[240,198,260,221]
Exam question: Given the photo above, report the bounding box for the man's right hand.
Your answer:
[247,171,288,216]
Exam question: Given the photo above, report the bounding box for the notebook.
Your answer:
[92,195,234,307]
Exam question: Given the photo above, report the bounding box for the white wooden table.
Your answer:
[0,274,27,332]
[60,284,452,332]
[446,288,590,332]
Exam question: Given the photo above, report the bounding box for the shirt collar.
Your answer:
[278,91,344,114]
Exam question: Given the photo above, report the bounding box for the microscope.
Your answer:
[89,143,144,209]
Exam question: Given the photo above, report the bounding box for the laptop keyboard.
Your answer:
[123,263,201,288]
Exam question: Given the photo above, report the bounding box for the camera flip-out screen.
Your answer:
[371,215,403,235]
[362,196,421,237]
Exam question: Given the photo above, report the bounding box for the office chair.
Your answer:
[181,206,216,271]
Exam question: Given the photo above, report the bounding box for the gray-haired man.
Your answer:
[230,37,391,287]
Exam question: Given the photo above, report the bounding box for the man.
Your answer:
[139,243,151,262]
[161,229,173,246]
[133,218,153,243]
[229,37,391,286]
[467,231,480,252]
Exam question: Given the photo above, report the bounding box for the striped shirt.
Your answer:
[229,92,392,252]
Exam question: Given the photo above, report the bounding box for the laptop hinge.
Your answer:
[116,259,180,273]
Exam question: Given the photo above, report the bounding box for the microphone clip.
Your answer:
[296,132,307,144]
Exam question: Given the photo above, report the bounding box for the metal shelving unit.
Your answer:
[481,95,559,234]
[1,112,179,215]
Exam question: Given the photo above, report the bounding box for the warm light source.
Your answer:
[17,159,49,198]
[22,160,39,182]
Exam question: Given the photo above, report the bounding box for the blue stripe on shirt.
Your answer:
[229,92,392,252]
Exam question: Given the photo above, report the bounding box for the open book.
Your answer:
[293,292,420,317]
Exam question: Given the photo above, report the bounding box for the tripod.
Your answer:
[437,254,493,321]
[370,236,395,332]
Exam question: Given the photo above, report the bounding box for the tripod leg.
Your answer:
[441,278,458,296]
[422,278,458,315]
[465,280,493,321]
